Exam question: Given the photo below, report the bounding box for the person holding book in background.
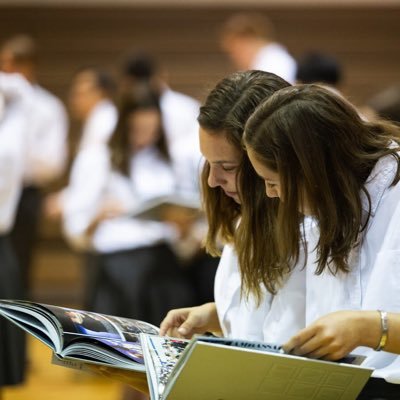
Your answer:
[119,51,218,306]
[243,84,400,398]
[62,86,195,400]
[63,86,195,324]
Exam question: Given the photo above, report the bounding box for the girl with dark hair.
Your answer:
[64,88,194,326]
[244,84,400,398]
[161,70,306,343]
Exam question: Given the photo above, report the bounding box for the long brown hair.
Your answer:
[244,84,400,284]
[197,71,290,301]
[109,87,169,175]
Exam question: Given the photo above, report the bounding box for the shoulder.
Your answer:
[34,85,66,113]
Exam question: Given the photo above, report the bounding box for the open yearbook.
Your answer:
[0,299,159,372]
[140,334,373,400]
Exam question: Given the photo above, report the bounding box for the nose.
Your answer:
[208,166,226,188]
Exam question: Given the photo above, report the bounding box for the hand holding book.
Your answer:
[159,302,222,338]
[283,310,383,360]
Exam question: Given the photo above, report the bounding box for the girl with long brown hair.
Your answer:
[244,84,400,398]
[160,70,307,343]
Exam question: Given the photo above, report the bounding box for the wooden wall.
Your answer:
[0,5,399,107]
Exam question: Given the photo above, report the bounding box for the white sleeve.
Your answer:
[62,145,111,251]
[0,102,26,233]
[0,72,32,101]
[24,88,69,185]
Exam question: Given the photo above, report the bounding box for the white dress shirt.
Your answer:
[252,43,297,84]
[0,78,27,233]
[215,244,306,344]
[160,88,202,197]
[78,99,118,150]
[305,152,400,382]
[23,84,68,186]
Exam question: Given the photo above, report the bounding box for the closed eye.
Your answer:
[221,165,238,172]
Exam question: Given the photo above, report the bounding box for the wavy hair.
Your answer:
[244,84,400,282]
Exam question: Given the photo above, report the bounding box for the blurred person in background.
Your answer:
[367,84,400,124]
[121,52,219,306]
[63,86,195,400]
[0,72,32,395]
[0,34,68,297]
[295,50,343,91]
[220,12,297,84]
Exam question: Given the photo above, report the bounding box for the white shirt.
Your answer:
[23,84,68,186]
[63,145,178,253]
[160,88,202,197]
[0,77,27,233]
[78,99,118,150]
[215,244,306,344]
[305,153,400,382]
[252,43,297,84]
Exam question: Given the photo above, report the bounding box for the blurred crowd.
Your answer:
[0,11,399,400]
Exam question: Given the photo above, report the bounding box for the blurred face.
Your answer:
[247,147,282,199]
[69,71,102,120]
[199,127,242,204]
[128,108,161,152]
[221,35,256,70]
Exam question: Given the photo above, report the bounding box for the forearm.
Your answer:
[202,302,223,334]
[350,311,400,354]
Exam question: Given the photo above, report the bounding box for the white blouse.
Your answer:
[0,79,27,233]
[305,153,400,382]
[0,72,68,187]
[214,244,306,344]
[160,88,202,197]
[252,43,297,84]
[23,84,68,186]
[78,99,117,150]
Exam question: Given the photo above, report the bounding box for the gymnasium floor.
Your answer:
[3,336,122,400]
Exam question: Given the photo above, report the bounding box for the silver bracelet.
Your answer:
[375,310,388,351]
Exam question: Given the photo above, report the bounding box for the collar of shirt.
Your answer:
[361,150,399,216]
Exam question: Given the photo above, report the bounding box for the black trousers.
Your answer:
[0,235,26,387]
[357,378,400,399]
[10,185,43,295]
